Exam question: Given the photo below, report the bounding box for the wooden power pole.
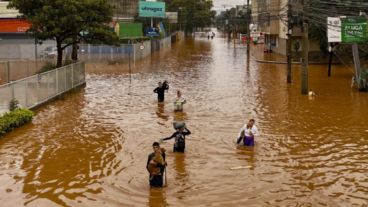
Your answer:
[286,0,292,83]
[301,22,309,95]
[246,0,250,55]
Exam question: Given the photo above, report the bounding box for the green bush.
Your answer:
[38,62,56,74]
[9,98,20,111]
[0,108,34,136]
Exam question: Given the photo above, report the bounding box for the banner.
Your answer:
[341,17,368,43]
[327,17,341,43]
[166,12,178,23]
[139,1,166,18]
[0,19,30,33]
[116,22,143,39]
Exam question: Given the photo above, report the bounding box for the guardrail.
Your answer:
[0,62,85,114]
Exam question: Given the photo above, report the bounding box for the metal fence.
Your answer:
[0,62,85,114]
[75,35,175,63]
[0,60,48,85]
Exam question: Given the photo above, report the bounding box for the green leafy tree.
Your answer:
[165,0,216,36]
[8,0,119,67]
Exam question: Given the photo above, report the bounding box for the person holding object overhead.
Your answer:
[237,119,259,146]
[173,90,186,111]
[153,81,169,102]
[161,122,191,153]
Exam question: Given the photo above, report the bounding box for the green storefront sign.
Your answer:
[115,22,143,39]
[139,1,166,18]
[341,17,368,43]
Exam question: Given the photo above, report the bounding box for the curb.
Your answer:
[256,60,341,65]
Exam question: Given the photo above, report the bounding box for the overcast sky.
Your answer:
[213,0,248,12]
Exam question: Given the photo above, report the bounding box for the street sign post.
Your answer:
[327,17,341,43]
[341,17,368,43]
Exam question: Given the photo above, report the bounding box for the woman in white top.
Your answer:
[174,90,186,111]
[237,119,259,146]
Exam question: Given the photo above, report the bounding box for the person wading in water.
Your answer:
[161,122,191,153]
[173,90,186,111]
[237,119,259,146]
[146,142,167,187]
[153,81,169,102]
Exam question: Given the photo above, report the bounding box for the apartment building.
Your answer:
[252,0,320,56]
[108,0,139,21]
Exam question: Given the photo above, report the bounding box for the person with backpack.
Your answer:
[161,122,191,153]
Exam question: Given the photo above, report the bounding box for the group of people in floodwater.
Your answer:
[147,80,258,187]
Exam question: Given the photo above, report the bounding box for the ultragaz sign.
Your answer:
[139,1,166,18]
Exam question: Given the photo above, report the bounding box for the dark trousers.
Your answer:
[174,146,185,153]
[158,94,165,102]
[149,174,163,187]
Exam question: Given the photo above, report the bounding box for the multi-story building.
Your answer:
[108,0,139,22]
[252,0,320,56]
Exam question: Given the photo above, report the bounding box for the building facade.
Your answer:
[252,0,320,56]
[108,0,139,21]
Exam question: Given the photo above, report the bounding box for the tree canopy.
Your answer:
[165,0,216,35]
[8,0,119,67]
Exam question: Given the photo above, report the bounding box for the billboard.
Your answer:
[166,12,178,23]
[0,19,31,33]
[341,17,368,43]
[139,1,166,18]
[116,22,143,39]
[327,17,341,43]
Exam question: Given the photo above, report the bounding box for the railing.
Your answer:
[0,62,85,114]
[76,34,177,63]
[0,60,48,85]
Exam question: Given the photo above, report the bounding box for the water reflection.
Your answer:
[173,153,188,182]
[156,103,169,121]
[148,188,167,207]
[173,111,187,122]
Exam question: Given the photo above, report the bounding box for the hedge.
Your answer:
[0,109,34,136]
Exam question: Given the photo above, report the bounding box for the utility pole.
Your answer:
[328,44,333,77]
[246,0,251,55]
[352,43,361,87]
[286,0,292,83]
[301,22,309,95]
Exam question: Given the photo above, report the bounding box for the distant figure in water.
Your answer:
[173,90,186,111]
[153,81,169,102]
[308,90,316,97]
[237,119,259,146]
[351,76,357,88]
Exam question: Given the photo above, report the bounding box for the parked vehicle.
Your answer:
[41,46,57,58]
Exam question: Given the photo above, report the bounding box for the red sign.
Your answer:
[0,19,31,33]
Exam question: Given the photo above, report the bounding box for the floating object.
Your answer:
[230,166,252,170]
[173,122,185,129]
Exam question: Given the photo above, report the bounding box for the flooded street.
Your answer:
[1,35,368,206]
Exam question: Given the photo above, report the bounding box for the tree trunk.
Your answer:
[72,41,78,63]
[56,40,63,68]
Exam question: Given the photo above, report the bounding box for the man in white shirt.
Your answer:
[237,119,259,146]
[173,90,186,111]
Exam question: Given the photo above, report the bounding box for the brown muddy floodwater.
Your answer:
[1,34,368,207]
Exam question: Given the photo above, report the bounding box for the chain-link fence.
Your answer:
[0,60,48,85]
[0,62,85,114]
[76,35,175,63]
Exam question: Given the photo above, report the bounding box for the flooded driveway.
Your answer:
[0,34,368,207]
